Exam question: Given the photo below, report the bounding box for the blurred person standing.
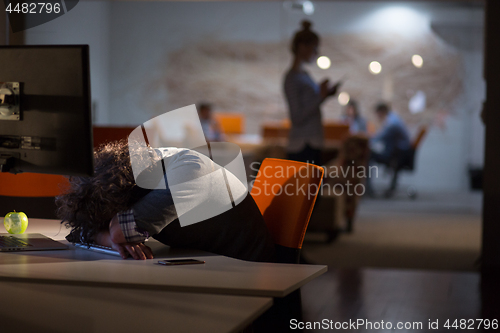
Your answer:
[283,20,340,165]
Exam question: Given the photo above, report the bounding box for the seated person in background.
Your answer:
[370,102,411,164]
[56,141,275,262]
[198,102,223,142]
[366,102,411,196]
[342,99,367,134]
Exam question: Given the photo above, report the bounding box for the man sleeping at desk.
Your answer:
[56,140,275,262]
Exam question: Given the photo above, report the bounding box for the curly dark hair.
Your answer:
[56,140,150,244]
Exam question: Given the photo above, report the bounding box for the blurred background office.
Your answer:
[19,1,484,194]
[4,0,491,324]
[13,0,484,269]
[10,0,484,265]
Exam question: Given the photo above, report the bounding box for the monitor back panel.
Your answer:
[0,45,93,176]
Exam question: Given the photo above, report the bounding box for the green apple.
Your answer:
[4,211,28,234]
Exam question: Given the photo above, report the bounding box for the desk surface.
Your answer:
[0,280,272,333]
[225,134,342,153]
[0,219,327,297]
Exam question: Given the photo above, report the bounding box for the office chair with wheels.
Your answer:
[250,158,324,264]
[384,126,427,198]
[250,158,324,332]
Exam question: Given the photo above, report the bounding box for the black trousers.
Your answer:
[287,144,321,166]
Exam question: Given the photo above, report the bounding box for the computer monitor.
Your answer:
[0,45,94,176]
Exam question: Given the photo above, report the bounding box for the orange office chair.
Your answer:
[412,126,427,150]
[261,120,290,140]
[214,113,244,135]
[0,173,70,218]
[250,158,324,263]
[323,122,350,141]
[93,126,136,149]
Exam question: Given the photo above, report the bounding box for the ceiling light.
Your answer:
[412,54,423,68]
[317,56,331,69]
[338,92,350,106]
[369,61,382,75]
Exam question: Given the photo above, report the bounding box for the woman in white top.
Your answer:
[283,20,340,165]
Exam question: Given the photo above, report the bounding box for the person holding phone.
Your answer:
[284,20,341,165]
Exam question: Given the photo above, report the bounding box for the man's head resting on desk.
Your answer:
[56,140,155,245]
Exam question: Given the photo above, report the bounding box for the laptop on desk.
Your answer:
[0,232,122,256]
[0,233,68,252]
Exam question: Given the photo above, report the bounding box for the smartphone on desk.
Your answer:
[157,259,206,266]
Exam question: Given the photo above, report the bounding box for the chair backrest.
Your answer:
[261,121,290,140]
[93,126,136,149]
[0,173,69,197]
[262,121,351,141]
[250,158,324,250]
[323,122,350,141]
[412,126,427,150]
[214,113,244,134]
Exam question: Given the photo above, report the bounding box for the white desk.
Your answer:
[0,280,272,333]
[0,219,327,297]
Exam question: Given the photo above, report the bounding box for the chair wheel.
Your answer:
[407,186,417,199]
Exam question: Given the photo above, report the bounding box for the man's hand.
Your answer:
[110,241,154,260]
[94,218,154,260]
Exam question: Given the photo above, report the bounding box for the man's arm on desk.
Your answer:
[93,216,154,260]
[97,187,176,260]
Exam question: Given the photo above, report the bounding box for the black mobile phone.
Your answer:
[157,259,206,266]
